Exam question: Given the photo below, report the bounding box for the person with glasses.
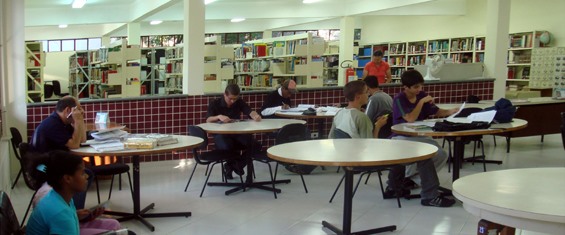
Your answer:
[205,84,262,179]
[259,79,298,118]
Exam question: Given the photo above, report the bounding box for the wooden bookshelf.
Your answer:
[25,42,45,103]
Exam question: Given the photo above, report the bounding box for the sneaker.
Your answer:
[402,178,419,190]
[383,186,410,199]
[421,196,456,207]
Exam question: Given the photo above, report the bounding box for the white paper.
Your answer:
[279,107,308,112]
[446,102,466,119]
[91,129,128,140]
[298,104,316,108]
[405,121,437,127]
[446,110,496,123]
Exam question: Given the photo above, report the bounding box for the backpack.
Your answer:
[484,98,516,123]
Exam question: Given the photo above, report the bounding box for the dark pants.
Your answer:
[74,167,94,209]
[213,134,262,168]
[387,158,439,200]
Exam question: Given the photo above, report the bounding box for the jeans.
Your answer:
[392,135,447,177]
[213,134,261,166]
[388,136,442,200]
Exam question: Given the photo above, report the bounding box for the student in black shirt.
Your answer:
[260,79,297,118]
[205,84,261,178]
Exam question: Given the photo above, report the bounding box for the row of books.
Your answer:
[451,38,474,51]
[428,41,450,53]
[165,47,183,59]
[407,44,426,54]
[235,60,270,73]
[407,56,425,66]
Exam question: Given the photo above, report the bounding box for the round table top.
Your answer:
[391,118,528,137]
[453,168,565,233]
[275,111,336,119]
[71,135,203,156]
[197,118,306,134]
[267,139,438,167]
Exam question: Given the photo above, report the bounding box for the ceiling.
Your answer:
[24,0,467,37]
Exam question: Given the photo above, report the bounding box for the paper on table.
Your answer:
[95,125,126,133]
[279,107,308,112]
[405,121,437,127]
[324,107,341,115]
[298,104,316,108]
[446,110,497,123]
[446,102,466,119]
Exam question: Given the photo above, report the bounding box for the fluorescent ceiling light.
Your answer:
[72,0,87,8]
[205,0,216,5]
[150,20,163,25]
[303,0,321,3]
[231,18,245,23]
[58,24,68,28]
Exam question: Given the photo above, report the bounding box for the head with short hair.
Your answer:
[344,80,368,102]
[30,150,86,192]
[281,79,298,98]
[372,50,384,63]
[364,75,380,89]
[373,50,384,57]
[223,84,241,107]
[56,96,78,112]
[401,70,424,88]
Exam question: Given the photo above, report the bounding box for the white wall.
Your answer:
[44,51,74,95]
[360,0,563,47]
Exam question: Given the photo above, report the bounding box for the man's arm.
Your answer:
[435,108,458,118]
[361,69,368,80]
[401,96,434,123]
[385,68,392,84]
[372,115,388,138]
[66,109,86,149]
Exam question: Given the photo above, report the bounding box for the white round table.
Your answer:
[392,118,528,181]
[197,118,306,195]
[72,135,203,232]
[268,139,438,235]
[453,168,565,234]
[275,111,336,139]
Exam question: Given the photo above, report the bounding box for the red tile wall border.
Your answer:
[26,81,493,163]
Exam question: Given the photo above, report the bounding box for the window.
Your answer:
[272,29,361,41]
[41,38,102,52]
[48,41,61,52]
[88,38,101,50]
[76,39,88,51]
[61,40,75,51]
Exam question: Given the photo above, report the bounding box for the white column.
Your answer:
[338,17,355,86]
[127,23,141,45]
[484,0,511,99]
[184,0,205,95]
[1,0,26,193]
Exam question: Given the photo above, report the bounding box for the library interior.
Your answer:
[1,0,565,234]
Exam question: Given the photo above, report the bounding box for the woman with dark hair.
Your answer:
[26,151,130,235]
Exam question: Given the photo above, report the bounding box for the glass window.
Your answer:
[272,31,282,38]
[75,39,87,51]
[225,34,237,44]
[250,32,263,40]
[329,30,340,41]
[88,38,101,50]
[283,31,294,36]
[48,40,61,52]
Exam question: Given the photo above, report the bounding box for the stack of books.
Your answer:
[146,134,179,146]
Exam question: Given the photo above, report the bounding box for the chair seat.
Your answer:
[89,164,130,176]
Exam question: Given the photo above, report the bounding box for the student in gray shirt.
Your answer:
[364,75,393,123]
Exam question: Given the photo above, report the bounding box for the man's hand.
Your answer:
[282,103,290,110]
[217,115,231,123]
[420,95,434,104]
[250,111,262,121]
[450,108,459,115]
[374,115,388,129]
[71,107,85,124]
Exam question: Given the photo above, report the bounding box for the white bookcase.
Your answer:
[506,31,549,90]
[25,42,45,103]
[204,38,235,93]
[164,46,183,94]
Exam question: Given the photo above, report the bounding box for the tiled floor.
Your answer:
[9,134,564,235]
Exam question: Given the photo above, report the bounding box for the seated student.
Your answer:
[260,79,298,118]
[31,96,93,210]
[206,84,262,178]
[388,69,458,207]
[26,150,133,235]
[328,80,388,140]
[364,75,393,123]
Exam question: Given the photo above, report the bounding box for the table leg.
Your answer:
[317,119,325,139]
[104,155,191,232]
[452,138,464,181]
[322,168,396,235]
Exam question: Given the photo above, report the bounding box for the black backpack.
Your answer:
[484,98,516,123]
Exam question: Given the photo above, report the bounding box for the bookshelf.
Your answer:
[25,42,45,103]
[322,41,339,86]
[140,48,167,95]
[164,46,183,94]
[69,51,92,98]
[506,30,549,90]
[234,33,325,90]
[90,40,141,98]
[204,37,235,93]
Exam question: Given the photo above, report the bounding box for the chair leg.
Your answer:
[11,169,23,189]
[127,172,134,201]
[265,162,277,199]
[480,140,487,172]
[118,173,122,190]
[95,176,101,204]
[273,162,279,181]
[108,174,116,200]
[447,140,453,173]
[329,174,345,203]
[184,162,199,192]
[472,141,478,166]
[364,172,372,184]
[22,190,38,227]
[442,138,446,148]
[336,166,341,173]
[493,135,497,146]
[299,174,308,194]
[353,172,366,197]
[376,171,401,208]
[205,164,210,176]
[200,163,216,197]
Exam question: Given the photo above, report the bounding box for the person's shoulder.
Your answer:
[393,92,405,100]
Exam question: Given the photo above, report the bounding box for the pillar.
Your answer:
[338,17,355,86]
[484,0,511,99]
[184,0,205,95]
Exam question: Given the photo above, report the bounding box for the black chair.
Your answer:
[252,123,311,198]
[87,156,133,204]
[0,191,24,235]
[442,107,490,172]
[561,112,565,149]
[9,128,24,189]
[329,129,402,208]
[51,80,69,97]
[43,83,54,99]
[186,125,243,197]
[18,143,46,227]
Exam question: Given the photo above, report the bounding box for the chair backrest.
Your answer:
[455,107,483,118]
[0,191,23,235]
[377,112,393,139]
[52,80,62,96]
[18,143,45,191]
[275,123,309,145]
[333,128,352,139]
[561,112,565,150]
[188,126,208,147]
[44,83,54,98]
[9,128,23,161]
